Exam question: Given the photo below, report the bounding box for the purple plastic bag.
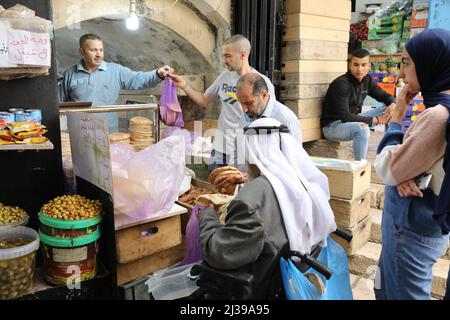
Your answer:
[178,205,205,267]
[159,78,184,127]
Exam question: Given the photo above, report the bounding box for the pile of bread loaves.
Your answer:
[208,166,247,196]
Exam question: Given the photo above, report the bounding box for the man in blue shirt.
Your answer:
[59,33,173,131]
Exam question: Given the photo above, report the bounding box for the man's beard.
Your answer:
[249,102,266,120]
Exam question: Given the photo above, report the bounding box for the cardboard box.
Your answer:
[413,0,429,11]
[410,27,426,37]
[370,73,397,84]
[115,214,182,264]
[368,29,402,41]
[331,215,372,255]
[411,10,429,28]
[377,83,396,96]
[312,157,372,200]
[330,191,371,229]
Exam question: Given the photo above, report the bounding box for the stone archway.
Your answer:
[52,0,231,65]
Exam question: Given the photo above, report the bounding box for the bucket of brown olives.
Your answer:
[0,226,40,300]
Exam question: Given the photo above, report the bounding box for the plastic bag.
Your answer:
[280,236,353,300]
[177,206,205,267]
[110,136,186,220]
[159,78,184,127]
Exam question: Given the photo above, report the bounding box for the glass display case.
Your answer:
[59,104,160,194]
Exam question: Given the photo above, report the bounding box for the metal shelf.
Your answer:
[0,140,54,151]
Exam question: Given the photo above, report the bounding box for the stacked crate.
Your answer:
[281,0,352,143]
[311,157,373,255]
[401,93,425,133]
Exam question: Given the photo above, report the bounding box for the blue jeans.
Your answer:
[374,211,449,300]
[322,107,385,160]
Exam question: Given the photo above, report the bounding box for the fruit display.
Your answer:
[0,203,28,227]
[350,20,368,40]
[40,195,102,220]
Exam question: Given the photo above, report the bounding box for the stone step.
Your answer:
[368,183,385,209]
[350,273,376,300]
[303,139,353,160]
[348,241,449,299]
[370,208,382,244]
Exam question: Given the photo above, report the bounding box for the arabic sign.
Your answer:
[67,112,114,197]
[8,29,50,66]
[0,21,14,67]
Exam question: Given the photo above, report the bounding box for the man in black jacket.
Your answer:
[321,49,395,160]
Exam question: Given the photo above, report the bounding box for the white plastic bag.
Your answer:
[110,136,186,220]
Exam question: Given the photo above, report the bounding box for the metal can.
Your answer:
[25,109,42,125]
[8,108,24,114]
[0,112,15,124]
[14,111,32,122]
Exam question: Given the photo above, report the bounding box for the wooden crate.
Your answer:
[117,238,186,286]
[302,128,322,142]
[285,13,350,30]
[330,191,371,229]
[317,161,371,200]
[282,60,348,73]
[331,215,372,255]
[284,0,352,20]
[283,98,323,118]
[281,72,342,85]
[282,26,349,42]
[280,84,329,99]
[115,214,182,264]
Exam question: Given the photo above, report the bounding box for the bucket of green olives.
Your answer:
[0,227,40,300]
[0,203,29,229]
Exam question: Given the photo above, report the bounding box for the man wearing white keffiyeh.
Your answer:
[244,118,337,254]
[198,117,336,299]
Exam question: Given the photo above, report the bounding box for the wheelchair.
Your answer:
[185,229,353,300]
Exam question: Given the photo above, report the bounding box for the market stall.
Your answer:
[351,0,432,132]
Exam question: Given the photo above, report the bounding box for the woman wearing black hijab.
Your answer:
[374,28,450,300]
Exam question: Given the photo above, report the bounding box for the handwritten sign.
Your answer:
[67,112,113,196]
[8,29,51,66]
[0,21,14,67]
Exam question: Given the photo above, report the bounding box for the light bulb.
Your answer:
[126,12,139,30]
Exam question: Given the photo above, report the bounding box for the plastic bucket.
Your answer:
[0,227,40,300]
[38,212,102,286]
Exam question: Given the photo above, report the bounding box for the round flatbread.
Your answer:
[209,166,239,184]
[129,116,153,126]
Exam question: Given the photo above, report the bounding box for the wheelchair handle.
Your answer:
[333,228,353,243]
[287,251,333,280]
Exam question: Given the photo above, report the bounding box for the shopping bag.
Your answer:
[110,136,185,220]
[280,236,353,300]
[159,77,184,127]
[178,206,205,267]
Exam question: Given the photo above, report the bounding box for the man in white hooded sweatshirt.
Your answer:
[198,118,337,299]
